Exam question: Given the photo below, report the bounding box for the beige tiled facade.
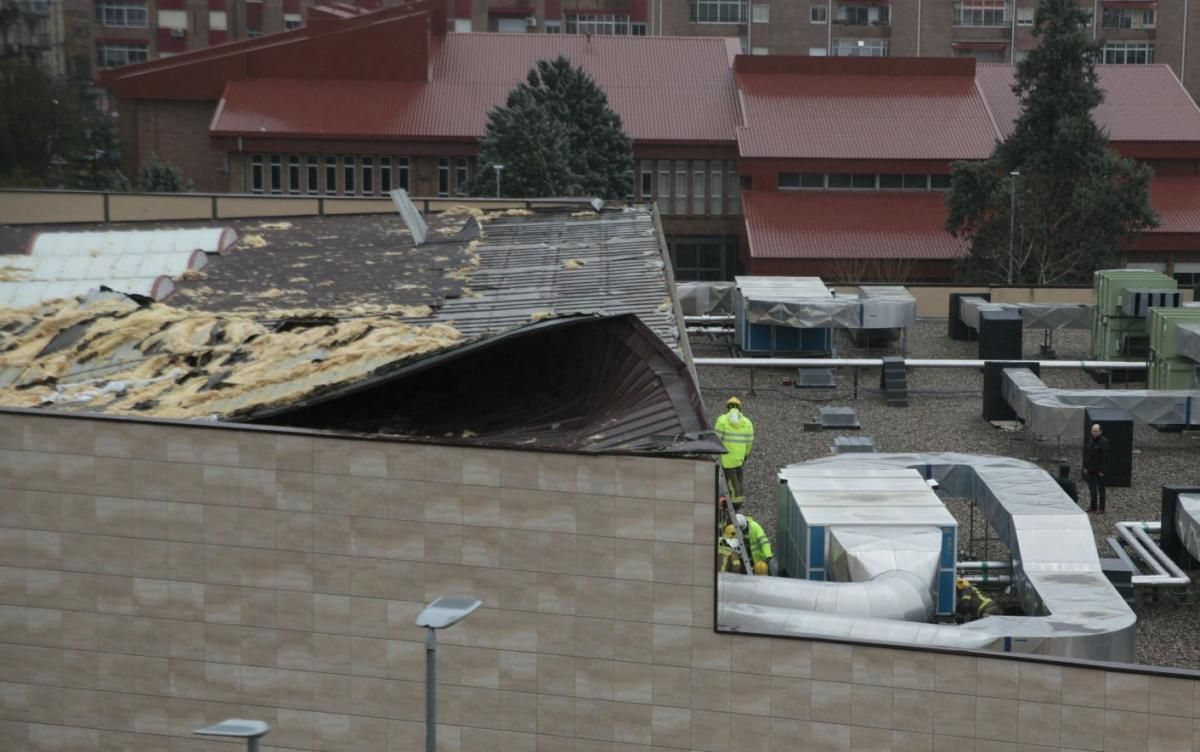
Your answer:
[2,409,1200,751]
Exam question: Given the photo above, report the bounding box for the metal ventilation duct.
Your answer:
[1002,367,1200,438]
[1175,494,1200,563]
[959,296,1092,331]
[719,453,1136,663]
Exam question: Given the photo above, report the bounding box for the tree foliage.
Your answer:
[135,154,193,192]
[471,56,633,199]
[945,0,1156,284]
[0,59,130,190]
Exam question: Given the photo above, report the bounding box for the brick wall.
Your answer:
[122,99,228,192]
[1,408,1199,752]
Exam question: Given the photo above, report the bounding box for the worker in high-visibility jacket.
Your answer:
[736,513,777,576]
[714,396,754,506]
[955,578,1001,622]
[718,525,748,574]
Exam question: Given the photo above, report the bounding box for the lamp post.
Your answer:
[493,164,504,199]
[417,597,482,752]
[193,719,270,752]
[1008,170,1020,285]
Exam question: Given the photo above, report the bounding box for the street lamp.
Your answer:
[416,597,482,752]
[1008,170,1020,285]
[493,164,505,199]
[193,720,270,752]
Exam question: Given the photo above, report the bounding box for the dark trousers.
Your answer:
[724,465,745,501]
[1086,472,1106,511]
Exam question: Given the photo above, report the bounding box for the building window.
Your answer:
[953,0,1009,27]
[692,161,705,215]
[751,3,768,22]
[269,155,282,194]
[250,155,263,193]
[658,161,671,215]
[675,161,687,214]
[779,172,825,189]
[728,166,740,214]
[95,41,149,67]
[437,158,449,197]
[689,0,747,24]
[671,239,729,281]
[751,46,769,55]
[832,38,889,56]
[209,10,228,30]
[381,159,392,193]
[809,47,828,56]
[1102,7,1154,29]
[567,12,632,34]
[454,18,472,32]
[324,156,337,195]
[455,158,469,196]
[810,5,827,23]
[95,0,147,27]
[1102,42,1154,64]
[306,156,318,194]
[397,157,410,191]
[544,20,561,33]
[362,157,374,195]
[640,160,653,199]
[1016,7,1033,25]
[632,22,647,34]
[879,173,903,190]
[709,161,723,214]
[157,9,187,29]
[343,156,356,195]
[903,174,928,189]
[284,12,302,29]
[288,156,300,194]
[930,174,952,190]
[838,5,888,25]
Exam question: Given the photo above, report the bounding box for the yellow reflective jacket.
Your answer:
[715,409,754,470]
[743,516,773,564]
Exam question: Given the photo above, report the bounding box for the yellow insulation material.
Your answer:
[0,297,464,420]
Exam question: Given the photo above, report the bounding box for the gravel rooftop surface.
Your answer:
[694,318,1200,669]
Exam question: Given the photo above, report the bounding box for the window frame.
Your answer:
[810,5,827,23]
[324,155,337,195]
[95,0,148,28]
[455,158,469,197]
[250,155,264,194]
[287,155,300,194]
[953,0,1010,27]
[396,157,410,192]
[343,156,356,195]
[306,156,318,195]
[437,158,450,197]
[95,41,149,67]
[269,155,282,195]
[689,0,747,24]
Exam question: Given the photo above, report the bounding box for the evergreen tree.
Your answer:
[135,155,194,192]
[472,56,633,199]
[945,0,1156,284]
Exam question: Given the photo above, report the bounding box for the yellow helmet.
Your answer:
[723,524,737,538]
[753,561,769,576]
[956,578,970,591]
[726,396,741,408]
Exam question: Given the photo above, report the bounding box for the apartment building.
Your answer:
[445,1,1200,104]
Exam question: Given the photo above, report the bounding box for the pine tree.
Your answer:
[472,56,633,199]
[135,155,194,192]
[945,0,1156,284]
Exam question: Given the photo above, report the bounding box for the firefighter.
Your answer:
[736,513,777,576]
[718,525,748,574]
[714,396,754,506]
[955,578,1001,622]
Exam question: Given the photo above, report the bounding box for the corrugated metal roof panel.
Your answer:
[31,228,238,256]
[211,34,740,143]
[742,190,968,260]
[0,276,175,308]
[736,69,998,160]
[976,63,1200,142]
[2,250,207,282]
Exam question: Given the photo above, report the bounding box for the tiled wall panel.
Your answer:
[0,410,1197,752]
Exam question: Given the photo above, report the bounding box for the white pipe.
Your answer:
[1115,521,1190,586]
[694,357,1148,370]
[687,327,734,335]
[684,315,735,324]
[962,574,1012,584]
[958,561,1011,570]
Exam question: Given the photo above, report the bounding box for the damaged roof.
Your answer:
[0,206,709,454]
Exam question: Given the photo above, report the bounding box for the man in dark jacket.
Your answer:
[1083,424,1109,513]
[1054,463,1079,503]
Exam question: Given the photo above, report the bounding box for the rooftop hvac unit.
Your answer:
[170,27,185,37]
[525,16,537,27]
[795,367,835,388]
[1120,288,1181,319]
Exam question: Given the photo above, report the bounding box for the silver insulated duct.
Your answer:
[718,453,1136,663]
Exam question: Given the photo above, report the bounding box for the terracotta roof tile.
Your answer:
[211,34,741,143]
[742,190,967,260]
[1148,177,1200,234]
[976,64,1200,142]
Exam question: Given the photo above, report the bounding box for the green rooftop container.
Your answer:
[1091,269,1178,360]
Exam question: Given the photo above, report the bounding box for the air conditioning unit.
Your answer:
[170,27,185,37]
[525,16,537,27]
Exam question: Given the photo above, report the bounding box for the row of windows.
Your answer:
[250,155,412,196]
[832,38,889,57]
[689,0,745,24]
[779,172,952,191]
[560,13,647,35]
[640,159,740,217]
[96,41,148,67]
[836,5,889,26]
[953,0,1009,27]
[1103,42,1154,65]
[1102,8,1155,30]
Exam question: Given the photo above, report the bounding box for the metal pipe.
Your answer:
[425,627,437,752]
[961,574,1012,585]
[685,327,734,335]
[957,561,1011,570]
[694,357,1148,370]
[684,315,735,324]
[1115,521,1190,586]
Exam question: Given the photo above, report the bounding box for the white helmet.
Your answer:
[735,513,747,531]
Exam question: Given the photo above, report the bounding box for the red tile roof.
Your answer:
[210,34,742,144]
[735,57,998,161]
[976,64,1200,142]
[742,190,968,260]
[1148,177,1200,234]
